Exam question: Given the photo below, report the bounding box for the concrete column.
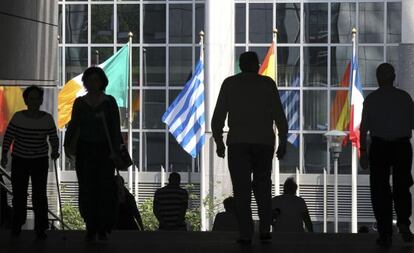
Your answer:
[201,0,234,230]
[399,0,414,231]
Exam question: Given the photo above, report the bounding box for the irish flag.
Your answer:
[58,44,129,128]
[349,44,364,150]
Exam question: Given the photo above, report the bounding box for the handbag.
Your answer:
[98,111,133,171]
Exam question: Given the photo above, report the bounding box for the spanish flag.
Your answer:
[259,42,276,80]
[0,86,26,135]
[330,63,351,131]
[58,44,129,128]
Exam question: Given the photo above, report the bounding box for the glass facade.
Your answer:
[235,0,401,175]
[58,0,205,172]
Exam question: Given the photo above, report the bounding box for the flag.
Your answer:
[330,62,351,131]
[259,42,276,80]
[58,44,129,128]
[349,47,364,150]
[0,86,26,135]
[162,53,205,158]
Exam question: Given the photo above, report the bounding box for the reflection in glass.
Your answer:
[65,5,88,43]
[169,4,192,43]
[278,47,300,87]
[304,3,328,43]
[91,5,114,43]
[359,3,384,43]
[143,47,166,86]
[276,3,300,43]
[117,4,140,43]
[359,46,383,87]
[234,47,245,74]
[143,90,166,129]
[132,133,140,168]
[331,3,356,43]
[169,133,192,172]
[280,137,300,173]
[304,90,327,131]
[304,47,328,87]
[195,4,204,42]
[131,48,140,86]
[387,46,399,84]
[331,47,352,86]
[249,3,272,43]
[304,134,327,174]
[169,47,192,86]
[143,132,165,171]
[143,4,166,43]
[65,47,88,82]
[91,47,113,65]
[235,3,246,43]
[387,2,402,43]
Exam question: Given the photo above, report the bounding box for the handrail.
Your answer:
[0,165,72,230]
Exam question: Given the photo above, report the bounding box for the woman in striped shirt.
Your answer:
[1,85,59,239]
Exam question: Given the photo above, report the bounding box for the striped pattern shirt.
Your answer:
[153,185,188,230]
[2,111,59,159]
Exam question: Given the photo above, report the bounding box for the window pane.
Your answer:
[195,4,204,42]
[276,3,300,43]
[143,132,165,172]
[304,47,328,87]
[169,133,192,172]
[131,47,140,87]
[387,2,401,43]
[65,5,88,43]
[143,47,166,86]
[280,135,300,173]
[65,47,87,82]
[132,89,140,129]
[249,3,273,43]
[330,90,350,131]
[169,4,192,43]
[169,47,192,86]
[235,47,245,74]
[387,46,399,84]
[359,46,383,87]
[131,133,140,168]
[117,4,140,43]
[304,3,328,43]
[91,47,113,65]
[331,46,352,87]
[91,5,114,43]
[278,47,300,87]
[249,46,269,67]
[304,134,327,174]
[304,90,327,131]
[331,3,356,43]
[359,2,384,43]
[279,90,300,131]
[143,4,166,43]
[143,90,165,129]
[235,3,246,43]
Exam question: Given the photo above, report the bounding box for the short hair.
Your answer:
[168,172,181,185]
[223,197,235,212]
[376,63,395,86]
[239,51,260,73]
[82,66,109,91]
[283,177,298,194]
[23,85,44,100]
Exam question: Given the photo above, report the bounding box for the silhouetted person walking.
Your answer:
[360,63,414,247]
[153,172,188,231]
[64,67,122,242]
[115,176,144,231]
[271,178,313,233]
[1,86,59,239]
[212,51,288,244]
[212,196,238,232]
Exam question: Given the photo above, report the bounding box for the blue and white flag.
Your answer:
[162,54,205,158]
[280,75,300,147]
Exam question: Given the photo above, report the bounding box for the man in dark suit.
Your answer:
[212,51,288,244]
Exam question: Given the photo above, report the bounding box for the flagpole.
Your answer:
[273,28,280,196]
[198,30,207,231]
[351,27,358,234]
[128,32,134,193]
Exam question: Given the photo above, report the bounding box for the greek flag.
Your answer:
[162,55,205,158]
[280,76,300,147]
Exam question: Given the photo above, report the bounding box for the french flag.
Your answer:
[349,44,364,153]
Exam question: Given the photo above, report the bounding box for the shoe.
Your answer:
[85,231,96,242]
[236,238,252,245]
[36,231,47,240]
[97,232,108,242]
[398,224,413,243]
[376,235,392,248]
[259,232,272,243]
